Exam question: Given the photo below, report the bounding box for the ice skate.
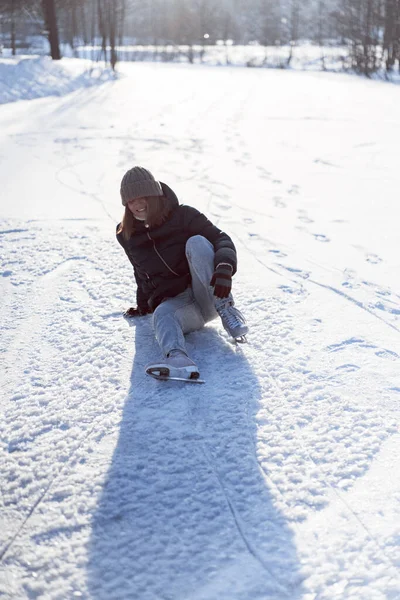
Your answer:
[215,297,248,342]
[145,350,203,383]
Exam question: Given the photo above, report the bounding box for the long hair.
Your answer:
[117,195,172,241]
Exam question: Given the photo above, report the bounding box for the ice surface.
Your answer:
[0,58,399,600]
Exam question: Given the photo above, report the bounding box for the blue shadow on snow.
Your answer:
[87,317,302,600]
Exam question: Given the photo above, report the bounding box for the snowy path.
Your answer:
[1,61,400,599]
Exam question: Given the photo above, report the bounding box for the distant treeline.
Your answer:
[1,0,399,74]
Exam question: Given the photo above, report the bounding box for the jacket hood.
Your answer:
[160,182,179,212]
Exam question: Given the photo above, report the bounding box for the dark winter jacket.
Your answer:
[116,183,237,311]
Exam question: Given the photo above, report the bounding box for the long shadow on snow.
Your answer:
[87,318,302,600]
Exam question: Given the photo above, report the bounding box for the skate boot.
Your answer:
[146,350,201,381]
[215,297,248,342]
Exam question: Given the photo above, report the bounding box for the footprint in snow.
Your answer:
[215,202,231,211]
[326,338,398,361]
[336,364,361,372]
[273,197,286,208]
[297,210,314,224]
[278,284,306,297]
[310,318,322,331]
[375,288,391,297]
[375,349,399,360]
[342,268,360,290]
[257,166,271,179]
[327,337,369,352]
[359,281,400,312]
[281,265,310,279]
[313,233,330,243]
[342,281,361,290]
[288,185,300,195]
[354,141,376,148]
[268,249,287,258]
[366,253,382,264]
[371,301,400,316]
[313,158,339,167]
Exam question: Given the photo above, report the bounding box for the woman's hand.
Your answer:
[210,263,233,298]
[123,306,152,318]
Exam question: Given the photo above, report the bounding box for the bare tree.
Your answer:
[42,0,61,59]
[318,0,326,70]
[97,0,107,61]
[286,0,300,66]
[1,0,398,75]
[10,0,16,54]
[258,0,282,46]
[384,0,400,70]
[0,0,27,55]
[96,0,125,69]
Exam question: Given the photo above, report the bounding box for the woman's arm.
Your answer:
[133,265,151,312]
[117,226,151,314]
[183,206,237,273]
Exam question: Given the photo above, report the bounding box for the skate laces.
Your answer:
[216,300,246,329]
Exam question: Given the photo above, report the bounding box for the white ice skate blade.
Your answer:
[146,367,204,384]
[225,334,248,345]
[147,372,205,384]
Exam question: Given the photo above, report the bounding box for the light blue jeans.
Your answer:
[152,236,219,356]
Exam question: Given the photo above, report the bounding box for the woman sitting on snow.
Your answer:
[117,166,248,381]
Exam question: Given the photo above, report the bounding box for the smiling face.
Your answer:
[127,197,148,221]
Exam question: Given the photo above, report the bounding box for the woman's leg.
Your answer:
[153,234,245,359]
[185,235,219,322]
[185,235,248,340]
[152,287,205,357]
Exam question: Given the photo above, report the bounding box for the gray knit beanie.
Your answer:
[120,166,163,206]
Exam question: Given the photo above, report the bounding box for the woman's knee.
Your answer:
[152,303,168,328]
[152,291,190,325]
[185,235,214,257]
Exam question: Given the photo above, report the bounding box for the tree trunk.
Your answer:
[108,1,117,70]
[71,0,78,50]
[318,0,326,70]
[98,0,107,63]
[118,0,126,46]
[11,0,16,56]
[42,0,61,60]
[80,1,89,45]
[384,0,399,70]
[363,0,373,75]
[287,0,300,67]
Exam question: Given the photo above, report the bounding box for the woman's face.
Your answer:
[127,197,148,221]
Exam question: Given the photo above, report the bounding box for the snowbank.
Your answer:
[0,56,116,105]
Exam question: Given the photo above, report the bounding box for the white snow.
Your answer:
[1,57,400,600]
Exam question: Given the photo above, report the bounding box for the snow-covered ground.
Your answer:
[1,57,400,599]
